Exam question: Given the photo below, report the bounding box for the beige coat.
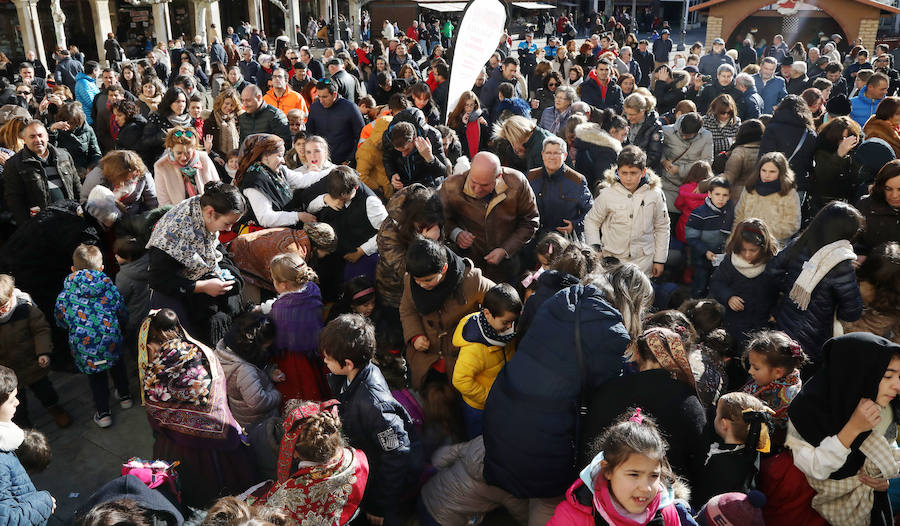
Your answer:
[722,142,760,203]
[153,150,220,206]
[583,168,670,275]
[734,188,801,243]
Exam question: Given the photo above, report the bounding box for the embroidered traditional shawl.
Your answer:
[742,368,802,428]
[146,196,221,280]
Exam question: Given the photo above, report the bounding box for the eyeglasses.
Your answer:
[547,82,559,87]
[173,130,195,138]
[17,90,30,95]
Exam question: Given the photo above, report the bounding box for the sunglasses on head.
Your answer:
[174,130,195,138]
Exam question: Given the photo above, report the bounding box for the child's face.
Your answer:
[353,298,376,318]
[464,99,475,114]
[226,157,240,171]
[739,241,763,264]
[603,453,662,514]
[188,102,203,119]
[485,308,518,333]
[0,388,18,422]
[709,187,730,208]
[322,353,354,376]
[294,139,307,163]
[759,162,780,183]
[746,350,785,386]
[877,356,900,407]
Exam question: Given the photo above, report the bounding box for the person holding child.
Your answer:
[54,244,131,429]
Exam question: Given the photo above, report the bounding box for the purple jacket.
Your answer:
[269,283,323,357]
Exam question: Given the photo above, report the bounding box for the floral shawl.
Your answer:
[146,196,221,280]
[742,368,802,428]
[137,314,241,443]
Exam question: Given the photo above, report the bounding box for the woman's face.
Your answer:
[547,77,559,93]
[203,209,242,233]
[739,240,763,263]
[221,98,236,115]
[114,110,127,127]
[877,356,900,407]
[569,69,580,82]
[123,68,134,80]
[171,143,195,166]
[884,175,900,208]
[261,145,285,172]
[610,125,629,142]
[142,83,156,97]
[304,141,327,168]
[464,99,475,114]
[621,78,634,93]
[413,94,428,109]
[170,94,187,115]
[759,161,780,183]
[376,58,386,71]
[554,92,570,112]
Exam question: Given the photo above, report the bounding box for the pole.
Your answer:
[631,0,636,34]
[677,0,688,51]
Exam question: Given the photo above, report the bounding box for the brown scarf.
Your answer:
[215,111,240,153]
[139,93,161,112]
[642,327,697,391]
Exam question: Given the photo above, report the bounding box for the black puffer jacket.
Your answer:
[652,72,690,115]
[856,195,900,256]
[381,107,448,187]
[759,109,817,191]
[627,110,665,172]
[768,240,863,364]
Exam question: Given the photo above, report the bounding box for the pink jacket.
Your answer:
[548,480,685,526]
[153,150,219,206]
[673,182,706,243]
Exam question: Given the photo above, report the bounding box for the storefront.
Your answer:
[0,0,24,59]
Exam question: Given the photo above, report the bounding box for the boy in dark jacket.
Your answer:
[322,313,423,525]
[113,237,150,349]
[685,177,734,297]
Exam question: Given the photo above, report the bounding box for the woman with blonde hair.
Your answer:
[493,115,554,171]
[205,89,242,164]
[153,126,219,206]
[81,150,158,216]
[0,115,29,162]
[702,93,741,154]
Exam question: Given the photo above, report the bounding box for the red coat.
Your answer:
[759,452,827,526]
[674,182,706,243]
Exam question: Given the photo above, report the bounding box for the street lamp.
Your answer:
[677,0,689,51]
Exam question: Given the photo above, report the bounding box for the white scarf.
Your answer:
[731,253,766,279]
[789,240,857,311]
[0,421,24,451]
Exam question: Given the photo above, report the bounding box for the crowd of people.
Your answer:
[0,11,900,526]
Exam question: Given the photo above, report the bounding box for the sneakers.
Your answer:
[119,396,133,410]
[93,412,112,428]
[48,406,71,428]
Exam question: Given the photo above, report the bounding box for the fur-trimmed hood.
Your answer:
[601,166,662,190]
[574,122,622,153]
[672,69,691,90]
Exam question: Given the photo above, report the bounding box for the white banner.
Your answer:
[445,0,507,124]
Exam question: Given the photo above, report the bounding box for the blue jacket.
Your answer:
[850,86,882,127]
[698,51,735,77]
[328,363,422,521]
[684,198,734,254]
[305,97,365,164]
[753,73,786,114]
[739,85,764,120]
[74,73,100,126]
[527,165,593,237]
[54,269,127,374]
[768,241,863,364]
[580,72,624,113]
[483,284,631,498]
[710,255,779,353]
[0,449,53,526]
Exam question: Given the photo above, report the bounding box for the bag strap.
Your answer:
[787,128,809,163]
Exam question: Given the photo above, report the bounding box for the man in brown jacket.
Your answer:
[440,152,540,283]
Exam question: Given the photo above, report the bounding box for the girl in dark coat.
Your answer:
[651,66,689,115]
[856,160,900,258]
[759,94,817,191]
[447,91,490,160]
[48,102,102,173]
[809,116,862,218]
[767,202,864,370]
[142,87,191,167]
[111,100,150,165]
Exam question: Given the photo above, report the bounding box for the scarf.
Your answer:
[0,421,24,451]
[167,112,192,128]
[139,93,162,112]
[168,148,203,197]
[642,327,697,392]
[146,196,221,280]
[730,253,766,279]
[593,471,663,526]
[475,312,515,346]
[409,247,465,315]
[0,289,27,324]
[755,179,781,196]
[742,368,801,427]
[215,111,240,153]
[789,239,856,310]
[464,109,484,159]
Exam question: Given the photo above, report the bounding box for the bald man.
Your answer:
[439,152,539,282]
[238,84,291,144]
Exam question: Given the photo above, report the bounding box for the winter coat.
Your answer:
[215,341,281,430]
[140,112,176,166]
[850,85,882,127]
[420,436,528,526]
[0,291,51,387]
[841,281,900,344]
[3,145,81,225]
[374,187,420,308]
[653,76,689,115]
[80,168,157,217]
[573,123,621,194]
[528,164,593,236]
[381,107,447,188]
[809,148,862,214]
[758,110,817,190]
[753,73,787,114]
[517,125,555,172]
[627,111,665,172]
[739,84,764,120]
[440,167,540,280]
[710,255,779,351]
[580,368,708,482]
[696,81,742,115]
[479,66,520,122]
[518,270,580,339]
[451,313,515,410]
[483,284,631,498]
[399,258,493,389]
[115,254,150,333]
[580,71,624,113]
[49,123,101,171]
[76,475,183,526]
[153,151,219,207]
[856,195,900,256]
[785,75,810,96]
[238,103,291,145]
[327,363,422,521]
[305,97,364,164]
[584,169,670,275]
[674,182,707,242]
[768,241,863,363]
[0,448,53,526]
[699,51,736,77]
[115,115,149,163]
[53,57,83,92]
[54,269,127,374]
[661,115,714,210]
[74,73,100,126]
[722,142,760,202]
[356,116,393,200]
[862,117,900,157]
[549,478,696,526]
[734,188,801,243]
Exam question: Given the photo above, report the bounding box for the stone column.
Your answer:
[858,18,879,53]
[12,0,47,67]
[318,0,328,23]
[207,0,222,41]
[289,0,302,45]
[704,15,722,49]
[91,0,115,67]
[248,0,263,30]
[152,2,173,45]
[348,0,360,34]
[51,0,67,50]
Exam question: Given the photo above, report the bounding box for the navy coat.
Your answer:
[518,270,581,339]
[709,255,779,353]
[0,449,54,526]
[483,284,631,498]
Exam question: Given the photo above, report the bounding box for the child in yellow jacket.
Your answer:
[452,284,521,439]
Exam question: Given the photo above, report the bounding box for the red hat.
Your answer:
[699,491,766,526]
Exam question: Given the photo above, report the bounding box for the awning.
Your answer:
[512,1,556,8]
[419,1,467,11]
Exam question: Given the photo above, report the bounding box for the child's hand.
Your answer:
[705,251,716,262]
[50,495,56,513]
[270,368,286,383]
[728,296,745,311]
[859,471,890,491]
[38,355,50,368]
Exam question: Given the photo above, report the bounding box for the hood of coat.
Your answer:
[601,165,662,191]
[574,122,622,153]
[117,254,150,282]
[62,269,113,300]
[393,106,428,131]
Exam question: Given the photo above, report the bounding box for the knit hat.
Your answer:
[855,138,896,179]
[781,55,794,66]
[698,491,766,526]
[303,222,337,253]
[825,94,851,116]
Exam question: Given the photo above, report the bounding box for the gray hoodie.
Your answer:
[660,114,714,212]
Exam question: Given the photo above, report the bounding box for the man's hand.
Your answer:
[38,355,50,368]
[728,296,745,311]
[456,230,475,249]
[344,247,365,263]
[556,219,574,234]
[484,248,507,265]
[391,173,404,190]
[652,262,664,277]
[413,336,430,352]
[414,136,434,162]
